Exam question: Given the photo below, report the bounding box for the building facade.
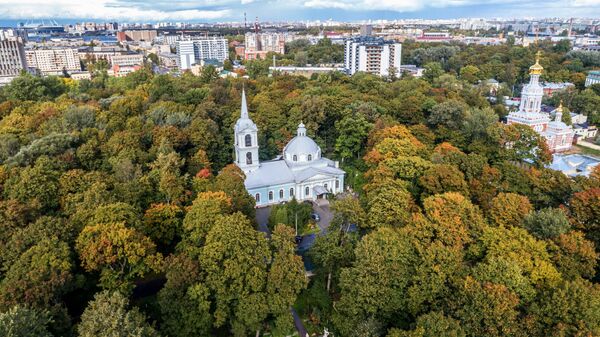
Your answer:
[110,53,144,67]
[244,32,292,60]
[234,90,345,207]
[176,37,228,70]
[344,37,402,76]
[0,37,27,77]
[585,70,600,87]
[117,30,157,42]
[26,48,81,74]
[507,53,575,153]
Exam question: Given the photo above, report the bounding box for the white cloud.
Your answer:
[302,0,600,13]
[0,0,233,20]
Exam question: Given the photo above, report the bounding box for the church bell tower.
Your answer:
[234,88,260,173]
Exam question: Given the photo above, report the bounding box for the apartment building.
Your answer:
[344,37,402,77]
[110,53,144,67]
[176,37,228,70]
[0,37,27,77]
[26,48,81,74]
[244,32,295,60]
[117,30,157,42]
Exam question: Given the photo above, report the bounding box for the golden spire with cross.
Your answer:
[529,51,544,75]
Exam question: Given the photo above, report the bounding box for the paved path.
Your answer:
[312,201,333,232]
[578,140,600,151]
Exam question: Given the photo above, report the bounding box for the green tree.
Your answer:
[523,207,571,239]
[78,291,159,337]
[488,192,532,227]
[0,306,52,337]
[335,113,373,162]
[388,311,465,337]
[194,212,271,336]
[0,237,73,309]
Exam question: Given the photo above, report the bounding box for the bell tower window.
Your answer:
[246,152,252,165]
[245,134,252,147]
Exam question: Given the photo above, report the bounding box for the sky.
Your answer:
[1,0,600,23]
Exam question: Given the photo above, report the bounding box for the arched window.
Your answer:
[293,155,297,162]
[255,193,260,202]
[305,186,310,196]
[246,152,252,165]
[245,134,252,147]
[279,189,284,199]
[308,154,312,161]
[268,191,274,201]
[289,188,294,197]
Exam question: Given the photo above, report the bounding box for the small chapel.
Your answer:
[507,51,575,152]
[233,89,346,207]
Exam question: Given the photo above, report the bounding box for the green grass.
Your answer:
[575,144,600,157]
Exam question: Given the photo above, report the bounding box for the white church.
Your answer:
[233,89,346,207]
[506,52,574,153]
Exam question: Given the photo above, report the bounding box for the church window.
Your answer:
[279,189,284,199]
[308,154,312,161]
[246,152,252,165]
[255,193,260,202]
[324,183,328,190]
[335,180,340,189]
[293,155,297,162]
[305,186,310,196]
[269,191,273,201]
[290,188,294,197]
[245,134,252,147]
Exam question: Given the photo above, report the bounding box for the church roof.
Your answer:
[234,88,258,133]
[284,136,320,157]
[244,157,345,189]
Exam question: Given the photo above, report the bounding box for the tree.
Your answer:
[549,231,597,280]
[267,225,308,332]
[388,311,465,337]
[78,291,159,337]
[449,277,521,337]
[367,180,417,228]
[142,203,183,247]
[418,164,469,198]
[522,207,571,239]
[76,222,162,292]
[4,156,60,211]
[335,113,373,162]
[194,212,271,336]
[181,191,232,250]
[157,254,211,337]
[423,62,444,83]
[569,188,600,250]
[460,65,480,83]
[213,164,255,219]
[0,238,73,309]
[0,306,52,337]
[494,123,552,167]
[334,227,416,336]
[528,278,600,337]
[311,197,362,292]
[488,193,532,227]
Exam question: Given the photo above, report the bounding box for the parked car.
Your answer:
[311,213,320,222]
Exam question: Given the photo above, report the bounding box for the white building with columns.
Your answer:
[234,89,345,207]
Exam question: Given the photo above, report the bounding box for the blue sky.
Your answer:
[0,0,600,23]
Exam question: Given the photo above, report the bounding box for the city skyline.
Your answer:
[1,0,600,23]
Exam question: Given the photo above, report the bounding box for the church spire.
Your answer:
[555,100,564,122]
[241,87,249,119]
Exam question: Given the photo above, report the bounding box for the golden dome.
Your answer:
[529,51,544,75]
[556,100,564,113]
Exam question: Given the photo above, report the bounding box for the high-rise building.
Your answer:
[0,37,27,77]
[176,37,228,70]
[344,37,402,76]
[26,48,81,74]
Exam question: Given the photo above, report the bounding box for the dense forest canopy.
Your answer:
[0,39,600,337]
